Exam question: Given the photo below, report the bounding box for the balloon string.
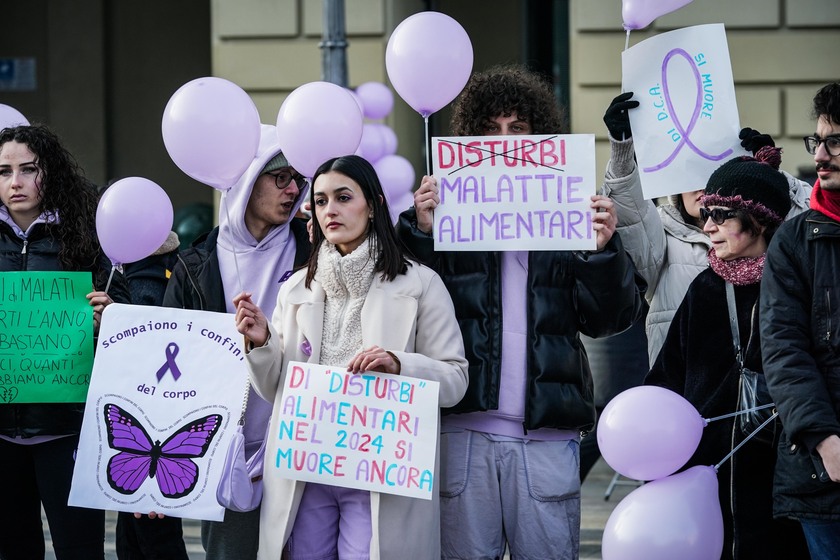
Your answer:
[424,115,431,177]
[104,264,118,295]
[713,410,779,472]
[222,191,243,295]
[624,29,630,51]
[705,403,776,424]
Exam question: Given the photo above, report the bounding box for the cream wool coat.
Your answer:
[245,261,468,560]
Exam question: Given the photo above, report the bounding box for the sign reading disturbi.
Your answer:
[432,134,597,251]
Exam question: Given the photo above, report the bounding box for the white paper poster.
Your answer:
[623,24,748,200]
[431,134,597,251]
[69,304,249,521]
[268,361,440,500]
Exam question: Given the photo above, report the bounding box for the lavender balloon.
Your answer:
[0,104,29,130]
[602,466,724,560]
[385,12,473,118]
[96,177,173,266]
[355,82,394,120]
[357,124,386,164]
[622,0,695,30]
[276,81,363,178]
[597,385,705,481]
[162,77,261,191]
[374,155,415,207]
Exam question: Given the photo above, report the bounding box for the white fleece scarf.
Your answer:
[315,235,376,367]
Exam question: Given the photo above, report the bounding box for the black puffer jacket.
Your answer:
[761,209,840,520]
[0,220,129,437]
[397,208,645,432]
[647,269,808,559]
[163,221,310,313]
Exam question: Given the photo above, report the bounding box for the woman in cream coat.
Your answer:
[234,155,468,560]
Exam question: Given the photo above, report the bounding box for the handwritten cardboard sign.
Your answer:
[623,23,748,200]
[270,361,440,500]
[0,271,94,403]
[69,304,249,521]
[431,134,597,251]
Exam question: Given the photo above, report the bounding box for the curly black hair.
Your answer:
[812,82,840,126]
[0,124,102,271]
[449,65,568,136]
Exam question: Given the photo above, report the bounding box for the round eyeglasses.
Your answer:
[267,169,305,190]
[700,207,738,225]
[803,134,840,157]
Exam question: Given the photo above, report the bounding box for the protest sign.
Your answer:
[269,361,440,500]
[623,23,748,200]
[69,304,248,521]
[432,134,597,251]
[0,271,94,403]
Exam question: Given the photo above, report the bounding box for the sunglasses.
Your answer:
[700,207,738,225]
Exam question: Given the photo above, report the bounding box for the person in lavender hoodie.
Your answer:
[397,65,645,560]
[163,125,310,560]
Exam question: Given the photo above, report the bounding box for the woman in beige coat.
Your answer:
[234,155,468,560]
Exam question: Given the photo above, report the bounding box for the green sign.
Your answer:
[0,271,94,403]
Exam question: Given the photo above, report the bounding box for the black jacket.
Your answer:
[397,208,645,432]
[761,209,840,521]
[0,220,130,438]
[163,220,310,312]
[647,268,807,559]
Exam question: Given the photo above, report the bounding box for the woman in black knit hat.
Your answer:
[645,147,810,560]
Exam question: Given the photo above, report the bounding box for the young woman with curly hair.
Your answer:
[0,123,129,559]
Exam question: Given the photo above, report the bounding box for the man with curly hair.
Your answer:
[398,65,644,559]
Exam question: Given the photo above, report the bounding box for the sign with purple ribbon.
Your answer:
[623,24,749,200]
[69,304,249,521]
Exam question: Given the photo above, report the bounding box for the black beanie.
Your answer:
[702,147,791,225]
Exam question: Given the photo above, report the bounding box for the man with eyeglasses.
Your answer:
[760,82,840,560]
[162,124,311,560]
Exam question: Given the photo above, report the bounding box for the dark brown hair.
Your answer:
[305,155,408,288]
[450,65,568,136]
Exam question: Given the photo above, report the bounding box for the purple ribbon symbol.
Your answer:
[155,342,182,381]
[643,48,733,173]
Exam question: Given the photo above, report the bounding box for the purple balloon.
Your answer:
[276,81,363,178]
[602,466,724,560]
[386,12,473,118]
[388,191,415,226]
[373,124,398,157]
[96,177,174,266]
[355,82,394,120]
[622,0,694,30]
[598,386,705,481]
[0,104,29,130]
[374,155,415,207]
[357,124,386,164]
[162,77,261,191]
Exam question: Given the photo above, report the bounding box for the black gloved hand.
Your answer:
[739,127,776,155]
[603,92,640,140]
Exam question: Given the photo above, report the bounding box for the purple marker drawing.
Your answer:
[643,48,733,173]
[155,342,182,381]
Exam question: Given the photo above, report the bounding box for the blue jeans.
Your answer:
[800,518,840,560]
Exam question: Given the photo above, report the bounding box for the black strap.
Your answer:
[725,282,744,370]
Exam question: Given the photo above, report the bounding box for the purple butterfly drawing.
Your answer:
[103,403,222,499]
